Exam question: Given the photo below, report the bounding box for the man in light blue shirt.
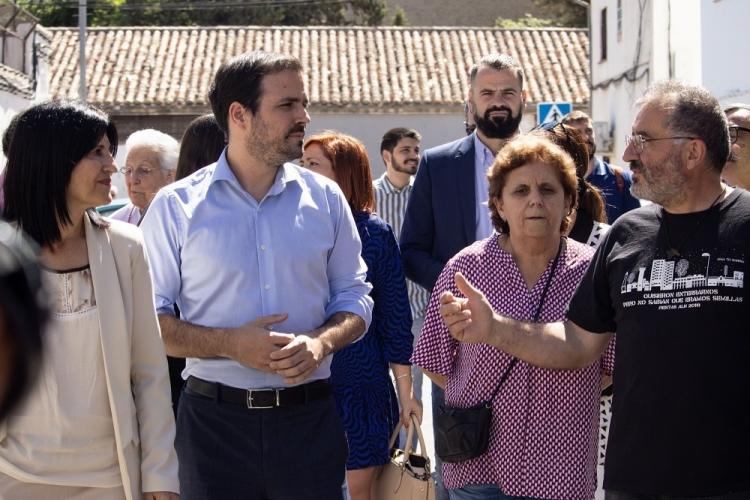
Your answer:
[140,51,373,500]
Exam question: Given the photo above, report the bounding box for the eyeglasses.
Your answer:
[624,134,697,154]
[119,166,157,177]
[729,125,750,144]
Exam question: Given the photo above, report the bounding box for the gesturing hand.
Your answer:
[228,313,294,372]
[440,272,494,344]
[268,335,326,385]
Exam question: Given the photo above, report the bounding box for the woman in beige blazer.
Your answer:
[0,101,178,500]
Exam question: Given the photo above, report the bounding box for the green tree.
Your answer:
[392,6,407,26]
[18,0,387,27]
[495,14,554,29]
[529,0,587,27]
[495,0,587,29]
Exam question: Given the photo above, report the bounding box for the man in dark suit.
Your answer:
[400,53,526,499]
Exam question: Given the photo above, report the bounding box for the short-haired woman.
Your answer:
[301,131,422,500]
[412,135,612,500]
[111,128,179,225]
[1,101,178,500]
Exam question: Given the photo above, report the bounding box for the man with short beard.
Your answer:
[563,110,640,223]
[399,53,526,500]
[440,81,750,498]
[140,51,373,500]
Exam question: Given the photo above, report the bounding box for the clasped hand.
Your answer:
[228,313,325,385]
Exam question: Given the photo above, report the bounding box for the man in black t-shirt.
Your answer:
[438,81,750,498]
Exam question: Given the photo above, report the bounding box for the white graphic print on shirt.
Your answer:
[620,251,744,311]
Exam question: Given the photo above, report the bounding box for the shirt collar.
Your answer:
[377,172,413,194]
[269,162,303,196]
[473,133,495,167]
[210,149,301,197]
[210,149,239,186]
[591,157,607,176]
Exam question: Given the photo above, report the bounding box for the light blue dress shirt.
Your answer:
[473,133,497,240]
[140,151,373,390]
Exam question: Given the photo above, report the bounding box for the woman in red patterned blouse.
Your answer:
[412,135,613,500]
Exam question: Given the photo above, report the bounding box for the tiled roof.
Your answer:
[49,26,589,113]
[0,63,34,98]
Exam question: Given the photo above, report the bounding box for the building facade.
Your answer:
[590,0,750,163]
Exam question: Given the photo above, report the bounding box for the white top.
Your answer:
[0,267,121,487]
[473,134,496,240]
[110,203,141,225]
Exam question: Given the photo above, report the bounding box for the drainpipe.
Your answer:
[568,0,592,115]
[78,0,87,102]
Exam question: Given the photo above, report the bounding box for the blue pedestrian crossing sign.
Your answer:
[537,102,573,125]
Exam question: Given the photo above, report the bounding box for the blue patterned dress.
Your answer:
[330,211,414,470]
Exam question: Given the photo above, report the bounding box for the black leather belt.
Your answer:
[186,376,331,409]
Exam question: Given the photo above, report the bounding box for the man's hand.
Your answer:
[226,314,294,372]
[440,272,494,344]
[268,335,327,385]
[143,492,178,500]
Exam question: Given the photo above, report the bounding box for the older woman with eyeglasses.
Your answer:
[111,129,179,225]
[412,135,612,500]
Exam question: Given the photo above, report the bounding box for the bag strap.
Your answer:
[486,238,564,403]
[387,414,429,465]
[612,165,625,194]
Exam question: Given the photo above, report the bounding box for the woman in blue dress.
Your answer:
[301,131,422,500]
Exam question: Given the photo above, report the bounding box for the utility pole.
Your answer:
[78,0,86,102]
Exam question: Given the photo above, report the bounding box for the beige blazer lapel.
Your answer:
[84,214,138,500]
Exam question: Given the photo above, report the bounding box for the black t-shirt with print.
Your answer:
[567,189,750,496]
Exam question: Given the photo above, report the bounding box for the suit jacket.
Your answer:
[400,134,478,291]
[0,214,179,498]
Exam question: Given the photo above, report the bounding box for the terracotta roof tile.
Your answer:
[49,26,589,113]
[0,63,34,98]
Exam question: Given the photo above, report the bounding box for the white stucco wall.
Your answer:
[0,91,33,167]
[111,111,539,199]
[591,0,704,163]
[309,112,465,179]
[307,112,537,178]
[592,0,750,162]
[591,0,656,164]
[700,0,750,104]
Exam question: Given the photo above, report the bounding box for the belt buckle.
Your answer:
[246,389,280,409]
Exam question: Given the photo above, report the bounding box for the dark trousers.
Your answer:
[606,491,750,500]
[176,384,348,500]
[166,356,185,416]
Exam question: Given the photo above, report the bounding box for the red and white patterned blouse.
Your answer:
[412,236,615,500]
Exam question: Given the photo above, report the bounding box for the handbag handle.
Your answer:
[386,414,428,461]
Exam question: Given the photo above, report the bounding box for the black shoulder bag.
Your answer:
[435,239,563,463]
